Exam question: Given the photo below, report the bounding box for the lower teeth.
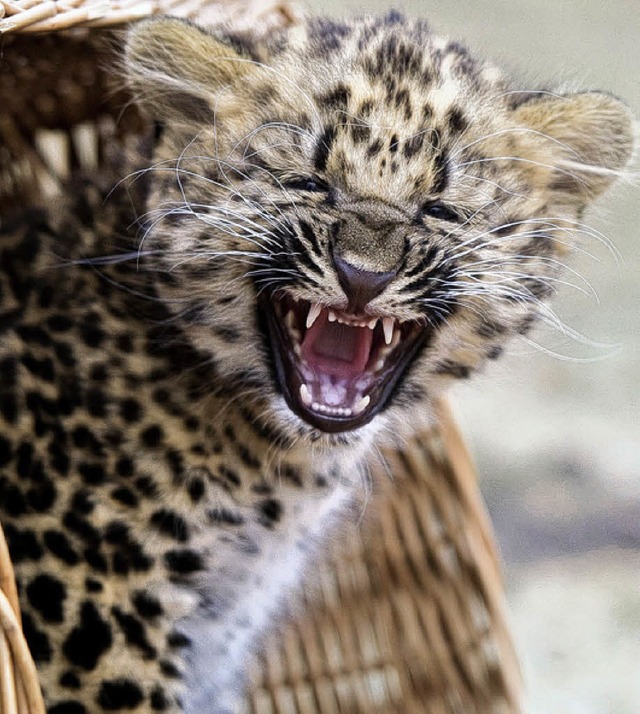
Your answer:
[311,403,353,416]
[298,383,370,418]
[353,394,370,415]
[299,383,312,406]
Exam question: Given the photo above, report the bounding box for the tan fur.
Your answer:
[0,12,633,714]
[124,15,633,436]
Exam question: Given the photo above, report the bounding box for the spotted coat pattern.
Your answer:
[0,12,633,714]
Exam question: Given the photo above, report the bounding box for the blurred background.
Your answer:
[310,1,639,711]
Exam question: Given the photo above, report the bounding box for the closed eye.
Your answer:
[283,177,329,193]
[420,201,461,223]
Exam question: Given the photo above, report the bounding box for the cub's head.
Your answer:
[125,13,633,441]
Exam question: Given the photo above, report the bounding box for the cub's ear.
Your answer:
[125,18,256,124]
[513,91,635,201]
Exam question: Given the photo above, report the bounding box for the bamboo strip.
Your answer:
[0,589,45,714]
[86,3,155,26]
[0,0,55,32]
[0,524,19,626]
[0,633,18,714]
[18,2,109,32]
[0,0,43,16]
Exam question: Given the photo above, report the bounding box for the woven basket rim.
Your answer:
[0,0,301,34]
[0,0,160,34]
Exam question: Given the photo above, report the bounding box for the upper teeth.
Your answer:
[382,316,394,345]
[306,302,323,329]
[299,383,313,406]
[285,309,300,341]
[287,301,402,351]
[307,303,388,330]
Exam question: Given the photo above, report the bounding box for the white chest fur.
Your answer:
[176,461,359,713]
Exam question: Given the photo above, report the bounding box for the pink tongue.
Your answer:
[301,315,373,378]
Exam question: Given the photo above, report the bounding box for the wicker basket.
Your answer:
[243,399,521,714]
[0,3,522,712]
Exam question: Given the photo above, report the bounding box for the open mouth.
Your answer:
[261,293,427,433]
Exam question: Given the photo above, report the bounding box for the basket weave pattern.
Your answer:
[245,403,521,713]
[0,0,299,33]
[0,3,521,712]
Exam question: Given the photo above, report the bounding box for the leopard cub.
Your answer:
[0,11,633,714]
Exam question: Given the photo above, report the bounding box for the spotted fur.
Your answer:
[0,12,633,713]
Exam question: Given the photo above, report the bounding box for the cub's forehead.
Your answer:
[286,14,506,115]
[260,15,508,201]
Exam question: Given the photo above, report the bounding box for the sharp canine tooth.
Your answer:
[354,394,370,415]
[299,383,312,406]
[328,310,337,323]
[382,317,394,345]
[306,303,322,329]
[285,310,296,330]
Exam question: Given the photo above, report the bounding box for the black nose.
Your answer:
[332,251,396,314]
